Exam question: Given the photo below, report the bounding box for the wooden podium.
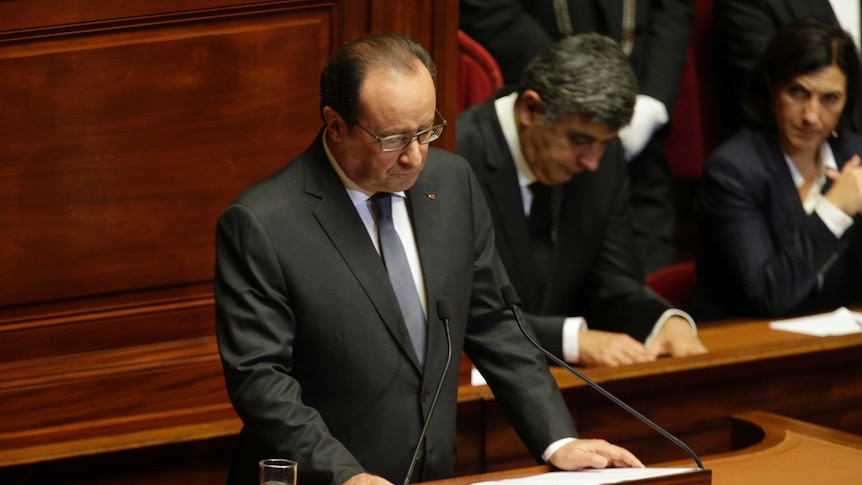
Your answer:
[422,411,862,485]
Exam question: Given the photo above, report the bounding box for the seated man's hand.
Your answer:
[548,439,644,470]
[344,473,394,485]
[646,316,707,358]
[579,330,654,367]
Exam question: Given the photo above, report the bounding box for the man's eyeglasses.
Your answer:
[356,110,447,152]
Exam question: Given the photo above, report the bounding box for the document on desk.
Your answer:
[471,468,700,485]
[769,307,862,337]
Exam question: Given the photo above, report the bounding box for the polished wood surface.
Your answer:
[456,318,862,474]
[427,411,862,485]
[1,0,457,355]
[667,411,862,484]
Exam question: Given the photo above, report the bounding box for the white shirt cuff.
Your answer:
[542,437,577,462]
[816,197,854,238]
[643,309,697,347]
[561,316,588,363]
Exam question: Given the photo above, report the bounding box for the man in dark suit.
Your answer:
[715,0,862,137]
[215,32,642,485]
[460,0,694,274]
[457,34,706,367]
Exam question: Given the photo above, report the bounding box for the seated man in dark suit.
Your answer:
[457,34,706,367]
[460,0,694,274]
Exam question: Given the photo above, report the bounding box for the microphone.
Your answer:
[403,299,454,485]
[500,285,704,469]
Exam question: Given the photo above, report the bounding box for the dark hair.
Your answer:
[319,32,437,126]
[517,33,637,131]
[742,17,860,134]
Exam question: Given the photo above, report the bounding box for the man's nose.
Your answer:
[579,143,605,171]
[399,138,424,166]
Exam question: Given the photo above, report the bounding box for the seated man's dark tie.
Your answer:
[529,183,554,298]
[370,193,427,365]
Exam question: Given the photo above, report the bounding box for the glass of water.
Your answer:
[259,458,297,485]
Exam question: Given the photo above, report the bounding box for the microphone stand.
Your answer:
[501,285,704,469]
[403,300,454,485]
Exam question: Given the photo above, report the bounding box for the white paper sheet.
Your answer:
[471,468,700,485]
[768,306,862,337]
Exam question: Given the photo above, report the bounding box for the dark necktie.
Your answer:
[528,183,554,298]
[370,193,427,365]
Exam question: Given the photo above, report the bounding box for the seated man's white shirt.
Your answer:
[617,94,668,161]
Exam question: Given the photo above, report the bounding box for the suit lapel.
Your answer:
[304,135,423,372]
[826,136,853,194]
[408,174,445,378]
[475,102,543,308]
[757,131,808,228]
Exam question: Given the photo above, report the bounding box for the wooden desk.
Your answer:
[454,318,862,475]
[431,412,862,485]
[2,316,860,483]
[685,411,862,484]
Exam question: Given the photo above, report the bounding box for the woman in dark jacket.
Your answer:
[693,18,862,321]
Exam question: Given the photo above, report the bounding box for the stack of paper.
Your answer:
[471,469,700,485]
[768,307,862,337]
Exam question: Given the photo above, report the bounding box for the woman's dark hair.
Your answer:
[319,32,437,126]
[742,17,860,134]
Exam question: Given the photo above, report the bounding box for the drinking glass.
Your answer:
[259,458,297,485]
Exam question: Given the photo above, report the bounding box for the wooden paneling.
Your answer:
[0,292,214,363]
[0,0,457,341]
[0,6,330,308]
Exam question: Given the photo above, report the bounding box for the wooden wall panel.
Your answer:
[0,295,215,363]
[0,0,327,32]
[0,7,331,308]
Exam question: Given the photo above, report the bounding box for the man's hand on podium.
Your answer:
[548,439,645,470]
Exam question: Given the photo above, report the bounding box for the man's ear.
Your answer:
[517,90,544,127]
[323,106,346,142]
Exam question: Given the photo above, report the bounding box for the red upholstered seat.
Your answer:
[646,262,698,310]
[457,29,504,114]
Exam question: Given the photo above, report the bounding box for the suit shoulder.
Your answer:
[455,104,491,154]
[425,147,472,178]
[705,127,772,174]
[234,161,301,206]
[840,132,862,151]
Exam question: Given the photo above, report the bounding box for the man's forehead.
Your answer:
[556,115,617,140]
[358,67,436,127]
